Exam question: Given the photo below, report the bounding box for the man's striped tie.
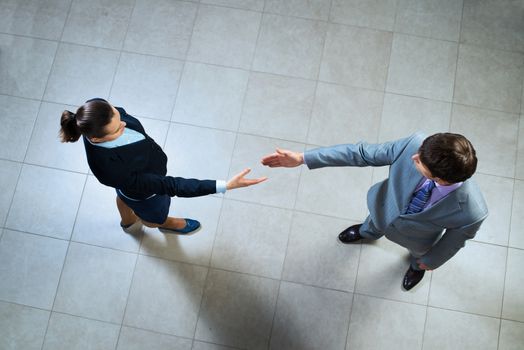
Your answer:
[406,180,436,214]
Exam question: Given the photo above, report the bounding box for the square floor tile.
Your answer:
[0,0,70,40]
[0,34,57,99]
[110,53,183,121]
[6,165,85,239]
[265,0,331,20]
[172,62,249,130]
[429,241,506,317]
[0,230,68,309]
[347,295,426,350]
[450,104,519,178]
[510,180,524,249]
[253,14,326,79]
[502,248,524,322]
[461,0,524,53]
[124,0,197,59]
[296,162,372,221]
[201,0,264,11]
[0,95,40,162]
[0,160,21,226]
[140,195,223,266]
[117,327,192,350]
[308,82,383,146]
[165,123,236,180]
[124,255,207,337]
[54,243,136,323]
[319,24,392,90]
[473,174,513,245]
[355,238,431,304]
[61,0,134,50]
[395,0,463,41]
[282,212,360,291]
[188,5,261,69]
[387,34,458,102]
[43,313,120,350]
[423,308,499,350]
[378,94,451,142]
[72,176,142,252]
[0,301,49,350]
[330,0,397,31]
[270,282,352,350]
[238,72,316,142]
[225,134,303,209]
[211,199,292,279]
[44,43,120,105]
[195,269,279,350]
[25,102,89,173]
[499,319,524,350]
[454,45,524,113]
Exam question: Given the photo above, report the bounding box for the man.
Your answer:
[261,133,488,290]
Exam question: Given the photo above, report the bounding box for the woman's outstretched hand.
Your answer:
[226,168,268,190]
[261,149,304,168]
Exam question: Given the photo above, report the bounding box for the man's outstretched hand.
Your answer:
[226,168,267,190]
[261,149,304,168]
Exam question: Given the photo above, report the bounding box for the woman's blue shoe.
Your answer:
[159,219,201,234]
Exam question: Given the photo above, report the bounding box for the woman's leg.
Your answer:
[116,196,139,226]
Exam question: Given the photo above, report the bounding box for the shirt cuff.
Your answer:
[216,180,227,194]
[303,151,312,169]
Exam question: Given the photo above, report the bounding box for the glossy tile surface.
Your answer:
[1,1,523,349]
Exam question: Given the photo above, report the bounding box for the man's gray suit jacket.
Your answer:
[304,133,488,269]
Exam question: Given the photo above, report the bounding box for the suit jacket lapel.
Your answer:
[407,181,470,220]
[400,163,425,210]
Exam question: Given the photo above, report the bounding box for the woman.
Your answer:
[60,98,266,234]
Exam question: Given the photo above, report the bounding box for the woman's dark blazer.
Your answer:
[83,106,216,200]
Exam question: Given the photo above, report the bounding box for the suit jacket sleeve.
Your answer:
[121,171,216,198]
[303,133,423,169]
[418,219,485,269]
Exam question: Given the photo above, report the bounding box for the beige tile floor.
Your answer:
[0,0,523,349]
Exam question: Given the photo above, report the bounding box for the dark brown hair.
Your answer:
[418,133,477,183]
[59,100,114,142]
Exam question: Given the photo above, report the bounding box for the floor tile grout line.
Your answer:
[185,2,268,336]
[7,2,76,346]
[497,246,510,350]
[4,23,524,56]
[343,243,363,350]
[2,58,521,118]
[171,2,222,342]
[165,0,201,129]
[109,1,140,348]
[40,174,87,350]
[448,0,466,133]
[38,84,524,118]
[0,164,22,230]
[2,9,524,55]
[114,251,140,350]
[1,0,74,236]
[425,304,505,321]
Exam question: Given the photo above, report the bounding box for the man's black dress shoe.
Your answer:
[402,266,425,291]
[338,224,363,244]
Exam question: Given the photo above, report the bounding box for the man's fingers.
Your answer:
[261,153,279,164]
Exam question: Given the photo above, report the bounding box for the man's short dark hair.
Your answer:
[418,133,478,183]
